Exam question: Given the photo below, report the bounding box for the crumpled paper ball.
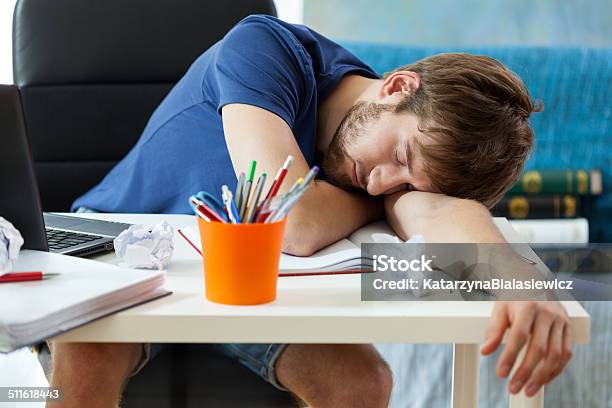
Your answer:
[113,221,174,270]
[0,216,25,275]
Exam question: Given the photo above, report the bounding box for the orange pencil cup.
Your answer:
[197,217,287,305]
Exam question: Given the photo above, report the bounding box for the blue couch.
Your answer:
[342,43,612,242]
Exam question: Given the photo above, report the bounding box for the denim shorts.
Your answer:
[75,207,289,390]
[133,343,289,391]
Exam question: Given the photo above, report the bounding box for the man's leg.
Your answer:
[45,341,143,408]
[276,344,393,408]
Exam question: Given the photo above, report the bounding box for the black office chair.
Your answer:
[12,0,298,405]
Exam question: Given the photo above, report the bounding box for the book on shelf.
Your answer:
[508,169,602,195]
[508,218,589,245]
[492,195,580,219]
[533,245,612,275]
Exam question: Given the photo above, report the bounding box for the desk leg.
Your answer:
[509,348,544,408]
[451,344,480,408]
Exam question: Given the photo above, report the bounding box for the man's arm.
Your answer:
[222,103,384,256]
[385,191,573,397]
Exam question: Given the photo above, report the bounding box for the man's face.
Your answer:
[321,101,433,196]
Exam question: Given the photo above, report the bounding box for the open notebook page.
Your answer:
[178,226,367,274]
[347,221,398,246]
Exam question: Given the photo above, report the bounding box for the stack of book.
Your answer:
[492,169,602,244]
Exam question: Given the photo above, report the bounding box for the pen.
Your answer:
[240,160,257,219]
[189,196,226,223]
[287,177,303,195]
[264,155,294,201]
[222,185,241,223]
[255,177,303,222]
[245,173,267,223]
[267,166,318,222]
[0,272,60,283]
[256,156,294,222]
[296,165,318,193]
[235,172,245,210]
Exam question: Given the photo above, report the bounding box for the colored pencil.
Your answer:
[245,173,267,223]
[240,160,257,219]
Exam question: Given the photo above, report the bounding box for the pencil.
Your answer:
[245,173,267,223]
[240,160,257,219]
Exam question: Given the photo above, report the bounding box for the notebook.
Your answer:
[0,250,170,353]
[178,221,402,276]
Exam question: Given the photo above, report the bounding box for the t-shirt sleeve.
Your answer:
[211,16,308,127]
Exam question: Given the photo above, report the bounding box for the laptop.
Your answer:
[1,85,129,257]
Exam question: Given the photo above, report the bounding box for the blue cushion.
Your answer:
[340,43,612,241]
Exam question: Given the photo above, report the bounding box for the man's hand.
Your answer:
[385,191,574,396]
[481,301,573,397]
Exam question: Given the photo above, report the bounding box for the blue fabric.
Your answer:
[375,302,612,407]
[144,343,289,391]
[72,15,377,213]
[340,43,612,242]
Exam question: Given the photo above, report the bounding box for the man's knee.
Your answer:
[50,342,142,380]
[277,344,393,407]
[348,358,393,407]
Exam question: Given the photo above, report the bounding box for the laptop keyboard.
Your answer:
[45,228,103,251]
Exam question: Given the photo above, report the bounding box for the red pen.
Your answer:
[256,156,294,222]
[0,272,61,283]
[264,155,294,201]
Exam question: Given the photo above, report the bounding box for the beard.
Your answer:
[321,101,393,192]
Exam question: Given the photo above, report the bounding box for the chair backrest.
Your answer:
[12,0,276,211]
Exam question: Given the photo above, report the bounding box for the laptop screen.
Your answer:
[0,85,48,251]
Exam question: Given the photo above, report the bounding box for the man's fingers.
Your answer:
[523,318,564,396]
[496,302,537,379]
[508,307,554,394]
[481,303,509,356]
[546,323,573,383]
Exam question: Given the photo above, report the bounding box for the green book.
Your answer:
[508,169,602,195]
[493,195,580,219]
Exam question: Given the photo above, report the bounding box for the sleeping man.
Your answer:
[47,15,572,408]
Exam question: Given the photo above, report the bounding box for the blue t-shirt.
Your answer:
[72,15,378,213]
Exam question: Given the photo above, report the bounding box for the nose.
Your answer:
[366,164,405,196]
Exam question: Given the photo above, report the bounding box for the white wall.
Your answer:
[274,0,304,24]
[0,0,16,84]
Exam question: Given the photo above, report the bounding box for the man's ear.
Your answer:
[379,71,420,100]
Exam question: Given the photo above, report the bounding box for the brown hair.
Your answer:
[387,53,540,208]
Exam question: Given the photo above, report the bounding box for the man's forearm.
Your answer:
[384,191,505,243]
[284,180,384,256]
[385,191,557,299]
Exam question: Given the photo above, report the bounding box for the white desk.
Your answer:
[53,214,590,408]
